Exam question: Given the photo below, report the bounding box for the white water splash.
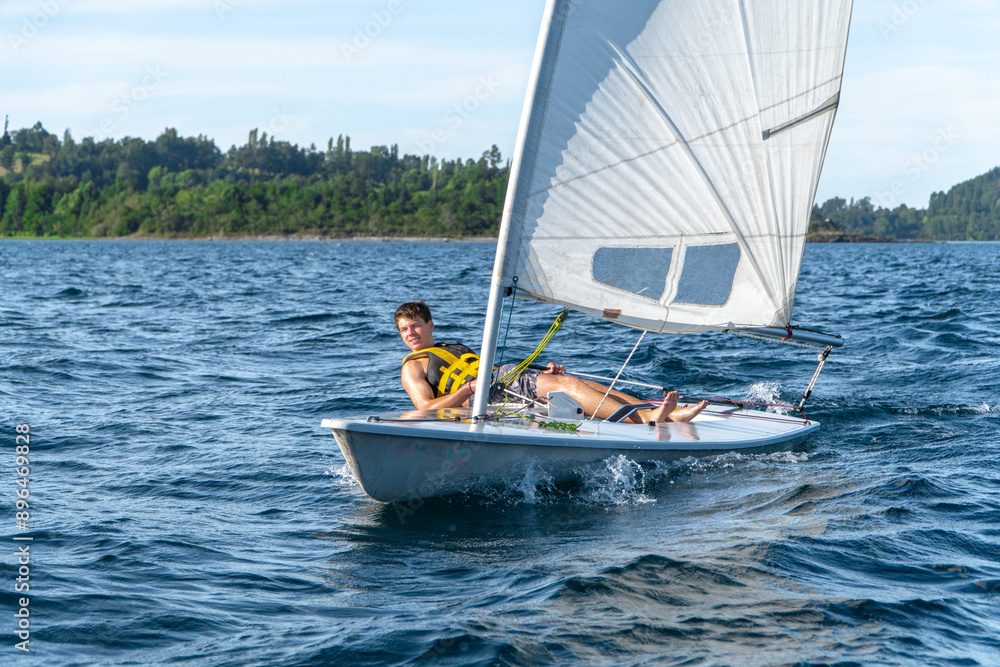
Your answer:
[580,455,655,505]
[325,462,360,488]
[479,459,557,504]
[681,450,809,473]
[764,451,810,464]
[745,381,792,414]
[486,456,658,505]
[514,459,554,503]
[683,451,746,472]
[909,403,1000,416]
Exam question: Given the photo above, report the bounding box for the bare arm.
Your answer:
[401,359,477,410]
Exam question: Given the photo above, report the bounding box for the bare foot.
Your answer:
[650,390,679,423]
[669,400,708,422]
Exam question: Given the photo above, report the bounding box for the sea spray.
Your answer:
[580,456,654,505]
[745,381,792,414]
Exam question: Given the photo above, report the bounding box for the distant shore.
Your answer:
[138,233,500,242]
[1,233,499,242]
[0,232,934,243]
[805,231,898,243]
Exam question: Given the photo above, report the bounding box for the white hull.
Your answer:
[322,406,818,503]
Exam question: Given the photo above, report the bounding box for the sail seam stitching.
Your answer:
[758,74,843,115]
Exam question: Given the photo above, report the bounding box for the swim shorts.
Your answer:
[492,363,539,402]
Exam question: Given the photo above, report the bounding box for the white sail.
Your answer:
[496,0,854,333]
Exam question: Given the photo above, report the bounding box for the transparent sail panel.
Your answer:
[673,244,741,307]
[592,247,673,300]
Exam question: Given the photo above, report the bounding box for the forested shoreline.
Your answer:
[809,165,1000,242]
[0,120,506,239]
[2,120,998,241]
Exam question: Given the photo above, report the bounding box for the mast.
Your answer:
[472,0,562,418]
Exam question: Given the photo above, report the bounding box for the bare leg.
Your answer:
[648,391,708,423]
[582,381,703,424]
[669,400,708,422]
[536,374,635,421]
[582,380,640,405]
[536,375,707,424]
[649,391,679,423]
[582,380,664,423]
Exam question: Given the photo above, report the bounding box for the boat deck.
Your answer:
[322,404,815,453]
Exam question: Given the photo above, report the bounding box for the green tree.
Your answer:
[0,115,11,149]
[2,183,26,233]
[0,145,14,171]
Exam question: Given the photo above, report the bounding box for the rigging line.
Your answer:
[496,386,538,406]
[798,345,833,411]
[555,369,664,392]
[596,28,779,310]
[589,330,645,422]
[494,288,508,369]
[495,308,568,392]
[495,277,518,371]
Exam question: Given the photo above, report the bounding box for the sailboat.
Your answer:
[323,0,854,503]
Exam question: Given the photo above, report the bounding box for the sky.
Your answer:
[1,0,998,209]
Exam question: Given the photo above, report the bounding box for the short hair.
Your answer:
[394,301,432,328]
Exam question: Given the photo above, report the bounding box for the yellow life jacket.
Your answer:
[402,343,480,398]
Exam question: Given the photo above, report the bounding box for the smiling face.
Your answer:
[397,315,435,352]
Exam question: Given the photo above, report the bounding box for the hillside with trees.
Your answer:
[2,119,999,241]
[810,167,1000,241]
[0,120,506,239]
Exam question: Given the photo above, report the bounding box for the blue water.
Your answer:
[2,240,999,666]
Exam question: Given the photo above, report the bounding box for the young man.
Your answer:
[394,301,706,423]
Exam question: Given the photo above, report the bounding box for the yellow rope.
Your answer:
[494,308,568,391]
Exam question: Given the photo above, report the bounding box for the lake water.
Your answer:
[2,240,999,666]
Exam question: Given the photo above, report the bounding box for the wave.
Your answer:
[50,286,88,299]
[270,312,339,325]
